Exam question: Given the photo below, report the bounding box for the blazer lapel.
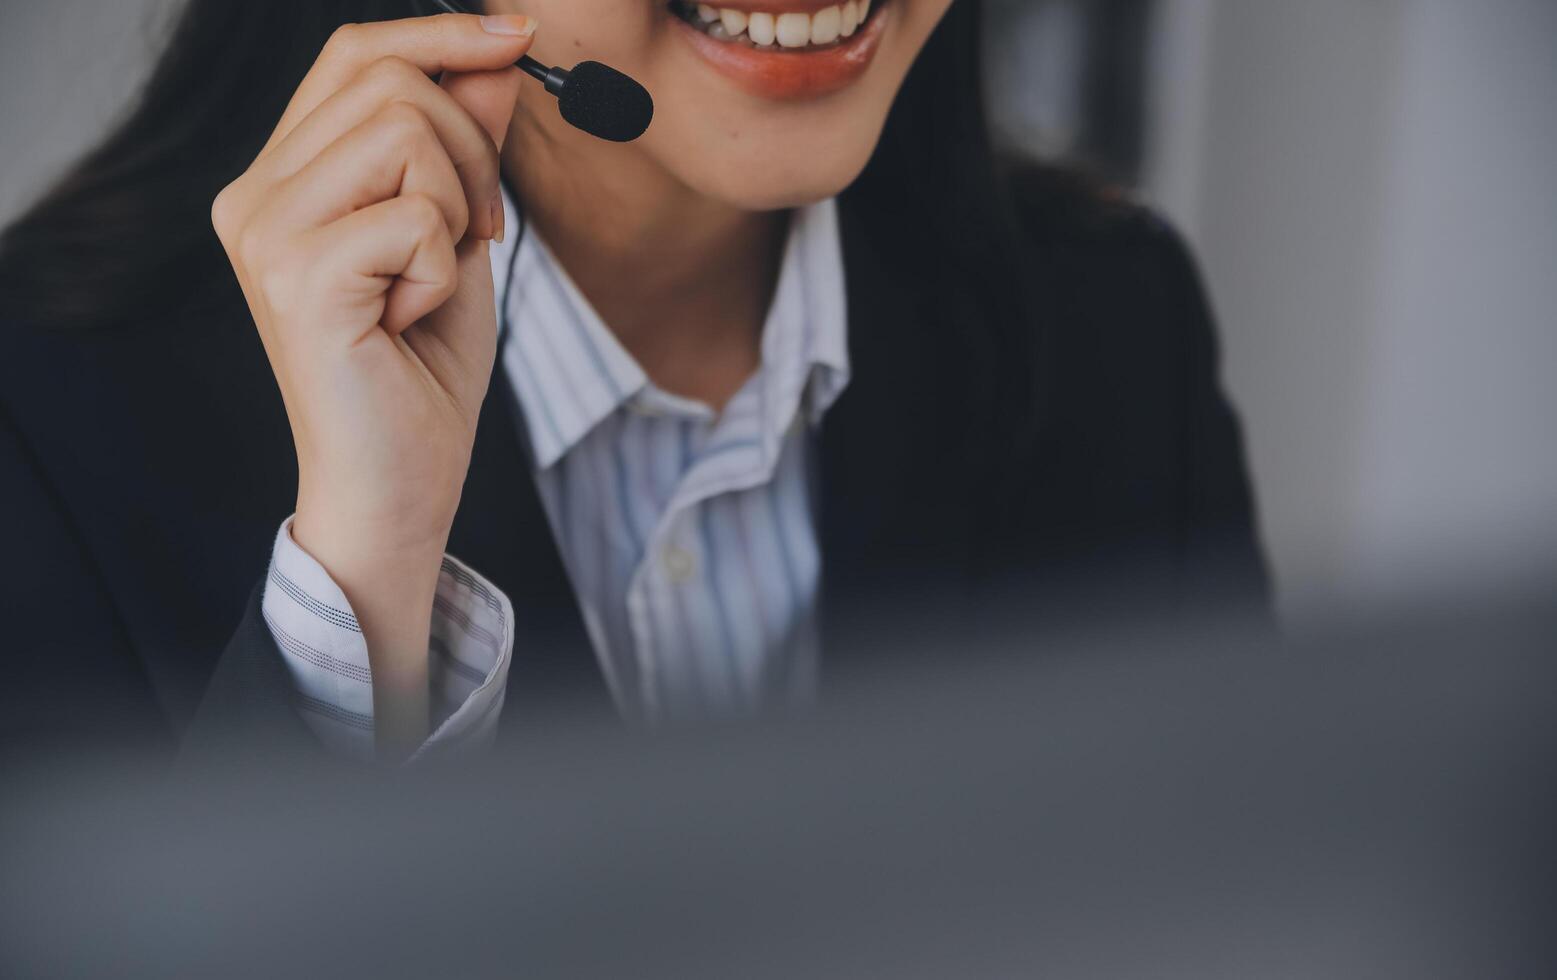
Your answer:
[820,201,975,574]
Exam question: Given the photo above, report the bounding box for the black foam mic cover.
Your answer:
[556,62,654,143]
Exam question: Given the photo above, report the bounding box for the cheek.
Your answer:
[515,0,662,68]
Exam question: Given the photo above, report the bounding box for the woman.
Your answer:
[0,0,1267,762]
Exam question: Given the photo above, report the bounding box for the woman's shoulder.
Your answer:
[1001,160,1215,361]
[0,273,289,521]
[1004,161,1201,289]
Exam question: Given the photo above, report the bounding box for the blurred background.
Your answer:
[2,0,1553,627]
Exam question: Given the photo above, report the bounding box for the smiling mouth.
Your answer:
[667,0,890,100]
[669,1,881,53]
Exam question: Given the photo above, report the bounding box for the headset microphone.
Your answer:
[423,0,654,142]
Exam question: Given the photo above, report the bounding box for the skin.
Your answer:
[212,1,952,759]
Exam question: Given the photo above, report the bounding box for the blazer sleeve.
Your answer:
[180,582,323,767]
[0,401,171,758]
[0,398,317,764]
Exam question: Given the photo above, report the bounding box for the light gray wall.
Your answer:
[1348,0,1557,607]
[1145,0,1407,621]
[1144,0,1557,621]
[0,0,172,225]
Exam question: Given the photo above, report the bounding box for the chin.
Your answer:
[658,123,883,211]
[638,74,895,211]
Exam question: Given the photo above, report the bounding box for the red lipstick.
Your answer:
[670,0,891,102]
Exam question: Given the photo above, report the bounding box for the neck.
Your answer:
[503,100,787,408]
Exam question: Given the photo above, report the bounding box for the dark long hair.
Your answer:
[0,0,1038,452]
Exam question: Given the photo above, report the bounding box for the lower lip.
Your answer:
[671,4,891,101]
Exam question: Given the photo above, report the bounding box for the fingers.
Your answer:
[265,100,471,244]
[303,193,460,339]
[258,56,521,241]
[399,236,500,401]
[441,67,527,241]
[269,13,536,152]
[211,12,534,358]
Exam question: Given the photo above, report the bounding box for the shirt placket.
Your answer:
[627,377,791,718]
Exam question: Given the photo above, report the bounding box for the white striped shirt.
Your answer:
[261,197,850,758]
[496,195,850,722]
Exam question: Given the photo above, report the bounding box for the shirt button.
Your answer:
[663,546,697,584]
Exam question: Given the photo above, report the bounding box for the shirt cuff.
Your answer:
[261,517,513,764]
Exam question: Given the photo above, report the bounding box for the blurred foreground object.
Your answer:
[4,591,1555,979]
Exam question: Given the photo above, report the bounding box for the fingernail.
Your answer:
[480,14,537,37]
[491,196,506,244]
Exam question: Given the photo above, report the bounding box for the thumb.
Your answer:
[441,65,526,152]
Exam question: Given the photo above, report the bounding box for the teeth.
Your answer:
[810,5,841,44]
[775,12,810,48]
[720,8,749,34]
[747,11,776,45]
[678,2,875,49]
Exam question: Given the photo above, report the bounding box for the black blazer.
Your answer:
[0,172,1269,758]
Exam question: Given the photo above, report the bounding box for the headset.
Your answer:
[414,0,654,142]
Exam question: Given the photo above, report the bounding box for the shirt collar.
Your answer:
[491,192,850,470]
[765,196,851,426]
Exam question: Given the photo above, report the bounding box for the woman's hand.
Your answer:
[211,13,536,758]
